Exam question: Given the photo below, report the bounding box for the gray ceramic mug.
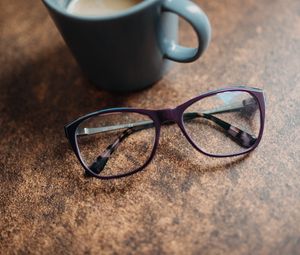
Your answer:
[42,0,211,92]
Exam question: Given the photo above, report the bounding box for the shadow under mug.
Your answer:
[42,0,211,92]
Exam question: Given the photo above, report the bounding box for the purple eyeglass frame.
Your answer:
[65,86,265,180]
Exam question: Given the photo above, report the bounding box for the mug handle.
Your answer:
[162,0,211,63]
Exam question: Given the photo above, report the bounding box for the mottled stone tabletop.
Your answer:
[1,0,300,254]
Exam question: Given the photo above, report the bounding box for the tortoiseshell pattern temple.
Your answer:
[89,123,155,174]
[87,111,257,175]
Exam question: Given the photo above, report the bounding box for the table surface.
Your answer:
[1,0,300,254]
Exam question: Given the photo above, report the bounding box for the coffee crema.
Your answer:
[67,0,143,16]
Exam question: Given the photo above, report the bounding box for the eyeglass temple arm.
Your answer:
[86,122,155,175]
[83,100,257,175]
[203,97,257,115]
[183,112,257,148]
[77,98,257,136]
[77,120,153,137]
[86,113,255,175]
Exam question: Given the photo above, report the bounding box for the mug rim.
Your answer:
[42,0,160,21]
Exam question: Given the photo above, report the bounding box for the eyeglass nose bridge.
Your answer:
[156,108,180,124]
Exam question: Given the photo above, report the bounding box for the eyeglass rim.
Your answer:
[176,87,265,157]
[65,109,161,179]
[64,86,265,179]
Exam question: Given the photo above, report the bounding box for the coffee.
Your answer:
[67,0,142,16]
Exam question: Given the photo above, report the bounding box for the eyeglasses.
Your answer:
[65,86,265,179]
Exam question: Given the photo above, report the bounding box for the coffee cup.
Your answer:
[42,0,211,92]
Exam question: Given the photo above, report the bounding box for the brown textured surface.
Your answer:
[1,0,300,254]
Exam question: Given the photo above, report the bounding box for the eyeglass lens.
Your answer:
[76,112,156,177]
[183,91,261,155]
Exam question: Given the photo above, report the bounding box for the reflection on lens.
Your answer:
[76,112,155,177]
[183,91,261,155]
